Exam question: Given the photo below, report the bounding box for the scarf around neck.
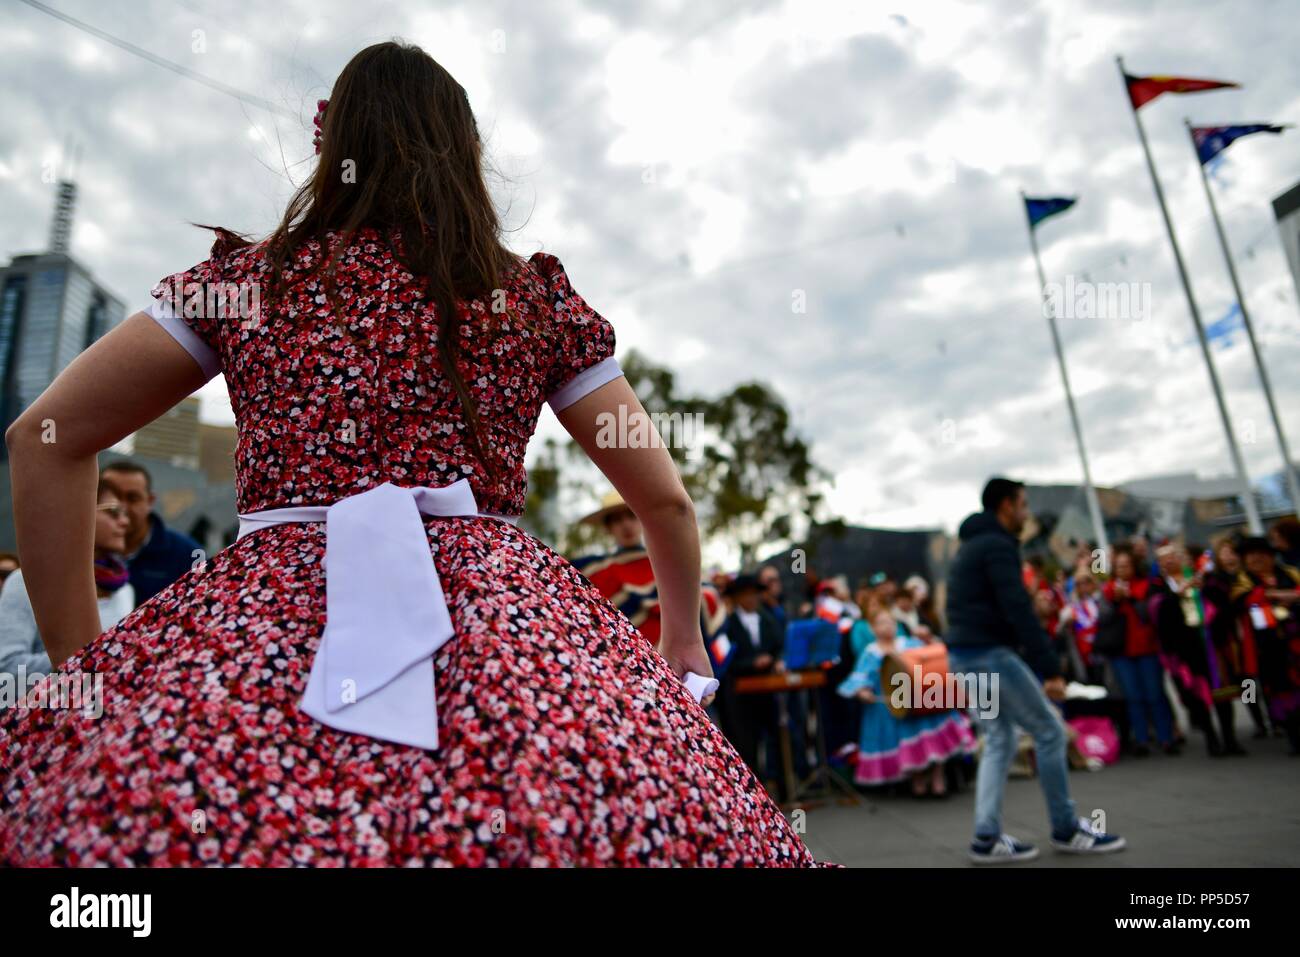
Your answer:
[94,553,130,594]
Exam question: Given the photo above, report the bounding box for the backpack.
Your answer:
[1093,598,1127,657]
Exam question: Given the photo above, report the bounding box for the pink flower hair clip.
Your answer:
[313,98,329,155]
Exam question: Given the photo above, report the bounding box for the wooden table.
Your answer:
[735,669,860,810]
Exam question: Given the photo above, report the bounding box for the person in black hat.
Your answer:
[715,573,785,787]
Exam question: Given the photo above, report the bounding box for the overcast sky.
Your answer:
[3,0,1298,540]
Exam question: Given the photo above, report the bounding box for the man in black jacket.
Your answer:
[101,462,204,606]
[947,478,1125,863]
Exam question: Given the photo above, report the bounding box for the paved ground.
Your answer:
[796,717,1300,867]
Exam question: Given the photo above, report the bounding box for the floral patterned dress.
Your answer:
[0,228,825,867]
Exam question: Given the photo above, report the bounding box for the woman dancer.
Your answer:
[1203,538,1269,739]
[837,610,975,795]
[1150,545,1243,756]
[0,41,824,867]
[1232,538,1300,754]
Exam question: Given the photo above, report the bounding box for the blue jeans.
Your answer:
[948,645,1077,840]
[1110,654,1173,747]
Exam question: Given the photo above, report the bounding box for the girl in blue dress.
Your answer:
[838,611,975,794]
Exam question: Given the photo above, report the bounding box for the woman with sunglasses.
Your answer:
[0,481,134,682]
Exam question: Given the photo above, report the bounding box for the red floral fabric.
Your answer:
[0,229,825,867]
[147,228,615,518]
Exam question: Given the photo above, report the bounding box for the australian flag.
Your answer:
[1192,124,1287,165]
[1024,196,1077,229]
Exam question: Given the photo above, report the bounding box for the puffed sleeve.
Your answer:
[146,232,246,382]
[836,642,881,699]
[536,253,623,413]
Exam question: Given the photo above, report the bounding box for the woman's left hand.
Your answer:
[660,633,717,708]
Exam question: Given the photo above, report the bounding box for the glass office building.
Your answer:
[0,251,125,444]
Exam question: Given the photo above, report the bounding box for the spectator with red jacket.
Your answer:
[1100,544,1176,756]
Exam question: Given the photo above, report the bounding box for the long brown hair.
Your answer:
[215,40,525,480]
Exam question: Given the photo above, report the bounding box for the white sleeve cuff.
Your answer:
[546,355,623,413]
[147,297,222,381]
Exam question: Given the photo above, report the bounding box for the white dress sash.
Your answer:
[236,478,716,750]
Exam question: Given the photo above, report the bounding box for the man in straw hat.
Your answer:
[571,490,727,664]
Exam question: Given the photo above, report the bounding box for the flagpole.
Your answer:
[1185,119,1300,513]
[1022,191,1110,553]
[1116,56,1263,535]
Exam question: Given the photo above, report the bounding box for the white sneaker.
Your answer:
[968,833,1039,864]
[1051,817,1127,854]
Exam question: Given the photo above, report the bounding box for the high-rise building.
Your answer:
[0,178,240,554]
[0,180,125,443]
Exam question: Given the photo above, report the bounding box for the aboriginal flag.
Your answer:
[1124,73,1238,110]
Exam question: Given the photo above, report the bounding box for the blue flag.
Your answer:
[1192,125,1287,165]
[1024,196,1077,229]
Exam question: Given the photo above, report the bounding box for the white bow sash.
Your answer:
[236,479,717,751]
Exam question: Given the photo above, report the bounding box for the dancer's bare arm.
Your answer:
[557,377,711,679]
[5,312,208,666]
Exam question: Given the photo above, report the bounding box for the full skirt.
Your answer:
[0,518,822,866]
